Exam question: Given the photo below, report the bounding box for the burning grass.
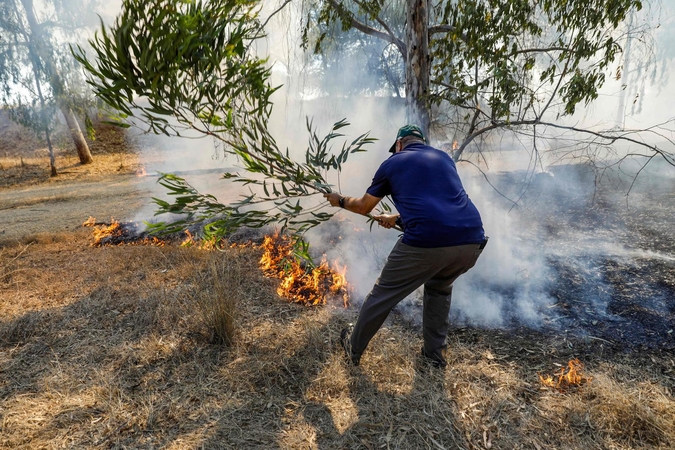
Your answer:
[539,358,592,391]
[85,220,350,307]
[0,230,673,449]
[259,233,350,307]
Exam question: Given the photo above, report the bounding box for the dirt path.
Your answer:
[0,174,154,244]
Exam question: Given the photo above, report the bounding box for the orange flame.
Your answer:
[539,359,591,391]
[82,216,97,227]
[452,140,459,151]
[88,218,165,247]
[91,219,121,246]
[259,233,350,307]
[85,225,349,305]
[181,230,195,247]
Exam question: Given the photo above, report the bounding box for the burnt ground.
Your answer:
[474,161,675,353]
[91,159,675,356]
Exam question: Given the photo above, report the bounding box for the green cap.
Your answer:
[389,124,426,153]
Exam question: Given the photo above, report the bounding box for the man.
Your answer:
[323,125,487,368]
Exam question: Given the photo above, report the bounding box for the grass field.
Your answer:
[0,228,673,449]
[0,113,673,449]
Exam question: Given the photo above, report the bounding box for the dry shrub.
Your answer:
[183,250,253,346]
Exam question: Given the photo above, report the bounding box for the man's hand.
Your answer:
[323,192,342,207]
[373,214,399,229]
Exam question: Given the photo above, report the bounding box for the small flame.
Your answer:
[181,230,195,247]
[539,359,591,391]
[259,233,350,307]
[87,218,165,247]
[92,219,121,246]
[85,225,349,306]
[452,140,458,151]
[82,216,97,227]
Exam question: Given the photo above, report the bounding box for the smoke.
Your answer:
[86,1,673,341]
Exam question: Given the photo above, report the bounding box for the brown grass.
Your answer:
[182,251,250,346]
[0,119,142,189]
[0,231,673,449]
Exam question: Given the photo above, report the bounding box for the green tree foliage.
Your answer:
[0,0,96,172]
[74,0,375,245]
[303,0,674,173]
[301,0,406,96]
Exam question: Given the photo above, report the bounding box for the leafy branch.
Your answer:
[73,0,382,250]
[147,118,376,240]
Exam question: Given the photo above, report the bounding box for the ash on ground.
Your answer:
[399,161,674,352]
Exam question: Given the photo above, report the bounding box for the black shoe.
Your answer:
[421,347,447,369]
[340,325,360,366]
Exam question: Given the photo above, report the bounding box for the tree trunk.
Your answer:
[61,106,93,164]
[21,0,94,165]
[45,128,57,177]
[405,0,431,138]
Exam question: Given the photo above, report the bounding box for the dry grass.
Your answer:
[0,119,142,189]
[0,231,673,449]
[182,251,251,346]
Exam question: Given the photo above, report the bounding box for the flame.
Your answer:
[85,224,350,306]
[539,358,591,391]
[82,216,97,227]
[259,233,350,307]
[91,219,121,246]
[88,218,165,247]
[181,230,195,247]
[452,140,458,151]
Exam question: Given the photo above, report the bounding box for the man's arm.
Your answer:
[324,192,381,216]
[324,192,402,230]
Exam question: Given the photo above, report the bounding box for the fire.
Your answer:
[181,230,196,247]
[84,221,350,306]
[82,216,97,227]
[85,217,164,247]
[452,140,458,151]
[91,219,121,246]
[259,233,350,307]
[539,358,592,391]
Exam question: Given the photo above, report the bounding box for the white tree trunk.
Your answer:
[61,106,93,164]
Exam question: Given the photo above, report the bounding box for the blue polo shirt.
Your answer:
[366,143,485,248]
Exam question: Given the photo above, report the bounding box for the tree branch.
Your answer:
[454,118,675,166]
[514,46,572,54]
[428,24,468,41]
[327,0,406,59]
[260,0,291,31]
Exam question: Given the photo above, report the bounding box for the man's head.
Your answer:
[389,124,426,153]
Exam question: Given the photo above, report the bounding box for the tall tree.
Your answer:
[0,0,95,174]
[303,0,673,176]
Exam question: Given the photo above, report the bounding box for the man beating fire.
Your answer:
[324,125,488,369]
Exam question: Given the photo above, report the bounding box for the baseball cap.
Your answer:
[388,124,426,153]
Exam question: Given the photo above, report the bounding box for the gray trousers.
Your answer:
[350,239,484,363]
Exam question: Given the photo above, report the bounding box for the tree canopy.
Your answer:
[75,0,674,241]
[303,0,674,178]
